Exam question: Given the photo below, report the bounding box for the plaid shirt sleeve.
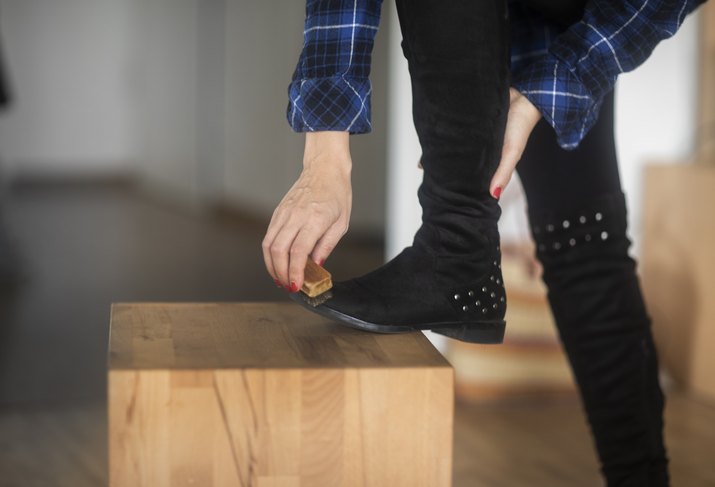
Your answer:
[287,0,384,134]
[511,0,705,150]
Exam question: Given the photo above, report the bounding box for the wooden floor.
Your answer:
[1,182,714,486]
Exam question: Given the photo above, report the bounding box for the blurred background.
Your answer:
[0,0,714,485]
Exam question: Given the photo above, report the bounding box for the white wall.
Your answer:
[130,0,201,201]
[221,0,305,216]
[0,0,136,177]
[615,13,700,252]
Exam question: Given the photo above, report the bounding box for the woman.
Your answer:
[263,0,704,484]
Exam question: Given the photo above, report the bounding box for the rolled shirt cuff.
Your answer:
[287,75,373,134]
[512,54,603,150]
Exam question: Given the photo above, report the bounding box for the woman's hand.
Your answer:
[262,131,352,292]
[489,88,542,198]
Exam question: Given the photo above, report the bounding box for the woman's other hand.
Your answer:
[262,131,352,292]
[489,88,542,198]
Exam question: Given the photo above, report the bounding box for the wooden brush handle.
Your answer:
[302,259,333,298]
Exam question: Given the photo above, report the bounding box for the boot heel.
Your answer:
[432,321,506,344]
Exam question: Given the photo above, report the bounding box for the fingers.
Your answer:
[490,137,520,199]
[262,209,336,292]
[262,207,287,287]
[287,224,327,292]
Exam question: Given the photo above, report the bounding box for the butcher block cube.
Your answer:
[108,302,454,487]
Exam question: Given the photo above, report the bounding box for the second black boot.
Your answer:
[292,0,511,344]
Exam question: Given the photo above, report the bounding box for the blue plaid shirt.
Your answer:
[287,0,704,149]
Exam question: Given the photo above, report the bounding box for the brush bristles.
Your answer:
[304,290,333,307]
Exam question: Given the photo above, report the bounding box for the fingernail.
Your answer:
[289,281,299,293]
[273,279,282,288]
[319,259,325,267]
[492,186,502,200]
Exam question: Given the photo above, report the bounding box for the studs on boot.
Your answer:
[468,290,475,297]
[462,305,468,312]
[482,286,487,293]
[530,195,627,258]
[490,291,496,298]
[454,294,460,301]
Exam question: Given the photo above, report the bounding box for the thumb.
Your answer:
[490,90,541,199]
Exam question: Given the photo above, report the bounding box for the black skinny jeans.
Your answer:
[517,2,669,485]
[395,0,669,485]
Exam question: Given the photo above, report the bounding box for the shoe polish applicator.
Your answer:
[300,259,333,307]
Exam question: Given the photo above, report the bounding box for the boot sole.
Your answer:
[288,293,506,344]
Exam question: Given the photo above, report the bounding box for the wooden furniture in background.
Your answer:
[108,302,453,487]
[642,164,715,404]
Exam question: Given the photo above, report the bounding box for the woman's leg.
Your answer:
[293,0,512,343]
[517,92,670,486]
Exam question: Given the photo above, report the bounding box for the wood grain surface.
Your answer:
[108,302,453,487]
[109,302,450,370]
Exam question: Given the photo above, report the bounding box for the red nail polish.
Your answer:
[493,186,502,199]
[274,279,282,288]
[319,259,325,267]
[289,282,299,293]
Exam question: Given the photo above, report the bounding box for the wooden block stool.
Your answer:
[108,302,454,487]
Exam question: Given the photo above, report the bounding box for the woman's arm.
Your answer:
[264,0,384,292]
[489,0,705,196]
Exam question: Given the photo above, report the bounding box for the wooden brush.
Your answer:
[301,259,333,307]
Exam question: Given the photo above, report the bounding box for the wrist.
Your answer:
[303,132,352,172]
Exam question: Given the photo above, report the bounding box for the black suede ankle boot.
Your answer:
[528,191,669,487]
[292,0,511,344]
